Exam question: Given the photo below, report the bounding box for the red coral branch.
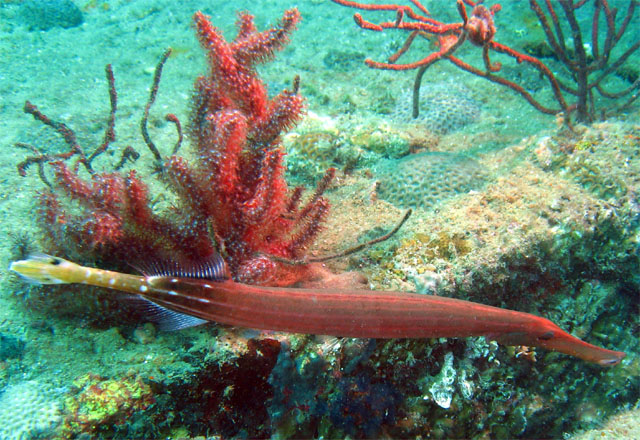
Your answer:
[332,0,639,123]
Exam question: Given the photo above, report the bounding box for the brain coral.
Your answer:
[393,83,481,135]
[0,381,62,439]
[375,152,488,209]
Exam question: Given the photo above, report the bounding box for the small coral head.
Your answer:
[466,4,499,46]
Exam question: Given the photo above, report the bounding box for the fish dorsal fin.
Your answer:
[128,296,210,331]
[134,253,230,281]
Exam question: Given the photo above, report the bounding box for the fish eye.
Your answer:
[538,331,554,340]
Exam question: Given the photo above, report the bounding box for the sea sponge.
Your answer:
[374,152,488,209]
[0,381,62,439]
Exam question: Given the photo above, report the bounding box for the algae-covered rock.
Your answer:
[20,0,83,31]
[0,333,25,361]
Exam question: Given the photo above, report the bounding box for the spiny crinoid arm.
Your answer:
[264,168,335,259]
[249,88,305,148]
[42,161,213,262]
[192,9,301,122]
[231,9,301,67]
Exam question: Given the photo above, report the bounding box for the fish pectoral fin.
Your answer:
[130,296,210,331]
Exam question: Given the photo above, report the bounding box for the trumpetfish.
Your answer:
[10,253,625,366]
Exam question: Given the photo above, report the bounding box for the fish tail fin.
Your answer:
[9,254,84,285]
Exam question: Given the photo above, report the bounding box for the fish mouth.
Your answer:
[596,352,626,367]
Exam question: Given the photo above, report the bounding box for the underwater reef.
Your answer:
[1,0,638,439]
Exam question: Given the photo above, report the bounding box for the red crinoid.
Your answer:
[27,8,335,287]
[164,8,335,285]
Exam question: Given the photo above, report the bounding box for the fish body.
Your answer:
[10,254,626,366]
